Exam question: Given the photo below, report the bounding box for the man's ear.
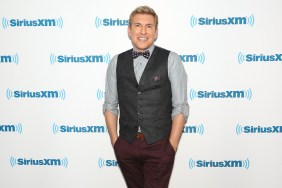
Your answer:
[154,28,158,41]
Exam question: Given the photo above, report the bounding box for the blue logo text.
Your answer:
[0,123,23,133]
[50,53,110,64]
[190,89,252,100]
[180,53,205,64]
[6,89,66,100]
[52,124,108,134]
[2,17,63,29]
[95,17,128,28]
[189,158,250,169]
[190,15,254,28]
[98,158,118,168]
[238,52,282,64]
[236,124,282,135]
[10,157,68,168]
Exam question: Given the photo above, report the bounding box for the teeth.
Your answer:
[138,37,147,40]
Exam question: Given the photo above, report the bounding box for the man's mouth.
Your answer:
[138,37,148,41]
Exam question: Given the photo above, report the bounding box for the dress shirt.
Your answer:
[103,45,189,122]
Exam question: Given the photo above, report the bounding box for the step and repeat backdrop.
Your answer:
[1,0,282,187]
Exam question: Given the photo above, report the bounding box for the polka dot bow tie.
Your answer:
[132,50,150,59]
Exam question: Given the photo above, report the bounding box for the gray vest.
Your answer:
[116,46,172,144]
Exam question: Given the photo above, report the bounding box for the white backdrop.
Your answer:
[1,0,282,187]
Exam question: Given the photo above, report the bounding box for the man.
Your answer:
[103,5,189,188]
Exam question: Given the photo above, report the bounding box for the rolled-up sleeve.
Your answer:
[168,52,189,122]
[103,55,119,116]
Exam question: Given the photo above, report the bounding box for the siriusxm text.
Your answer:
[16,158,63,166]
[57,55,104,63]
[59,125,107,133]
[103,18,128,26]
[179,55,197,62]
[182,126,197,133]
[13,91,60,98]
[198,90,244,98]
[244,126,282,133]
[104,160,118,167]
[0,55,12,63]
[245,54,282,62]
[199,17,248,25]
[9,19,57,27]
[0,125,15,132]
[197,160,244,168]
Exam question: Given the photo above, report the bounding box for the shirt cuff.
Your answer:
[103,102,119,117]
[171,103,189,123]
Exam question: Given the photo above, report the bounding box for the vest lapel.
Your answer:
[138,47,159,91]
[126,49,139,87]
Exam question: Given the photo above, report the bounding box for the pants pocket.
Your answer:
[165,139,176,156]
[113,137,121,150]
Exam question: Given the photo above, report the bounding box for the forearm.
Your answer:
[169,113,185,151]
[104,110,118,146]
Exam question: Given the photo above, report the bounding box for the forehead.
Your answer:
[131,14,155,25]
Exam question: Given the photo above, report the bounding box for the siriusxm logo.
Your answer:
[180,53,205,64]
[10,157,68,168]
[6,89,66,100]
[2,17,63,29]
[95,17,129,29]
[98,158,118,168]
[0,123,23,134]
[188,158,250,170]
[182,124,204,135]
[96,89,105,100]
[52,123,108,134]
[190,15,254,28]
[236,124,282,135]
[189,89,252,101]
[0,54,19,64]
[238,52,282,64]
[50,53,110,64]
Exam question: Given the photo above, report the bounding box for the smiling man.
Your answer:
[103,5,189,188]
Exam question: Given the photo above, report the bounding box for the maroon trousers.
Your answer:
[114,136,175,188]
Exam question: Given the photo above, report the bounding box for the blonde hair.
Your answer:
[129,6,158,28]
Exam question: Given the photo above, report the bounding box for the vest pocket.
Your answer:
[153,118,172,126]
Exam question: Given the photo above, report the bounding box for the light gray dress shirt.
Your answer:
[103,45,189,122]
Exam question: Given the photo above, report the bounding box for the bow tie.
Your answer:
[132,50,150,59]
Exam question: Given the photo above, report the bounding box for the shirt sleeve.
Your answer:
[168,52,190,122]
[103,55,119,116]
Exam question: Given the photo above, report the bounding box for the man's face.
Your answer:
[128,14,158,52]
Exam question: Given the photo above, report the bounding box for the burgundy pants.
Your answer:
[114,136,175,188]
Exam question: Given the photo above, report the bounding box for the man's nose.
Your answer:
[140,26,146,34]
